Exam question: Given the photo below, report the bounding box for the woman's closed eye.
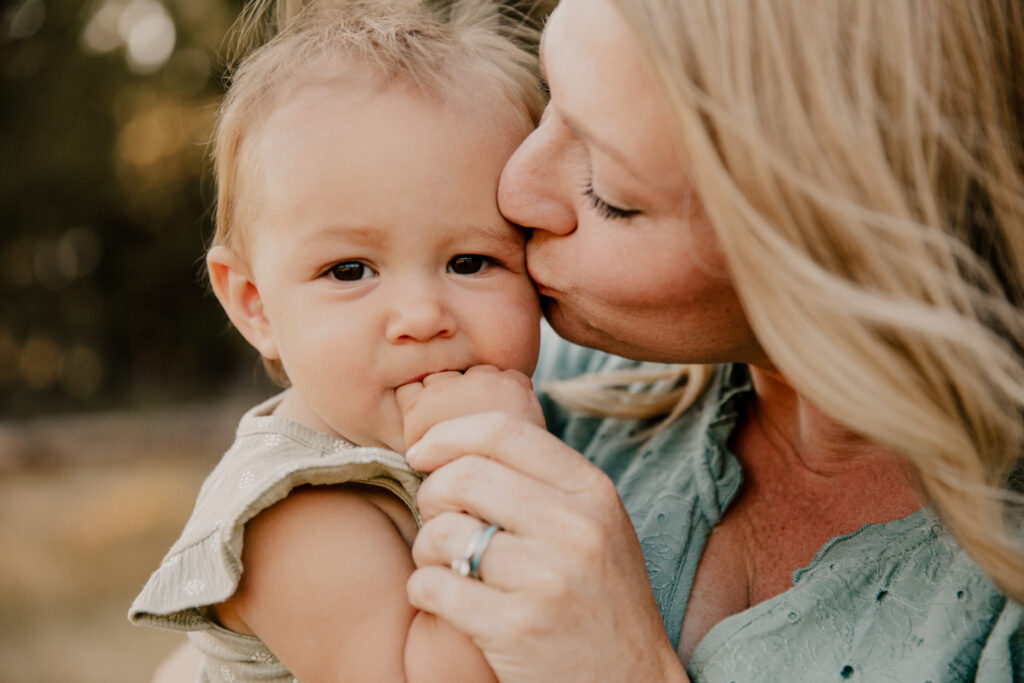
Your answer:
[447,254,497,276]
[583,178,641,221]
[326,261,377,282]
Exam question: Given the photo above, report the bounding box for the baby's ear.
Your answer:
[206,245,280,360]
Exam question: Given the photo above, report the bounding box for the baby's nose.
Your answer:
[384,290,456,343]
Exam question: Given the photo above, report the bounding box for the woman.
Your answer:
[402,0,1024,680]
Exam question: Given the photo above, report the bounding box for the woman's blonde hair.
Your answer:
[210,0,548,383]
[603,0,1024,600]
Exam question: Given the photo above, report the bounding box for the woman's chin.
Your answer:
[541,296,719,364]
[540,295,574,336]
[541,296,610,352]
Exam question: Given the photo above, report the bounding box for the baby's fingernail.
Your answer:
[405,443,422,464]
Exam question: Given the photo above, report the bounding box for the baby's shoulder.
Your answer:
[214,483,419,663]
[248,483,418,551]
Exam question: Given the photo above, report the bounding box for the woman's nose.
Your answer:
[498,115,577,236]
[384,288,457,344]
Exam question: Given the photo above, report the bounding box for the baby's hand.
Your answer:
[396,365,544,451]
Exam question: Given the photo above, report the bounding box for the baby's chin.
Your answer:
[331,418,407,455]
[288,394,401,452]
[382,433,408,455]
[364,413,407,454]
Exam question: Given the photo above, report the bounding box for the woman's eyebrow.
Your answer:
[559,108,652,187]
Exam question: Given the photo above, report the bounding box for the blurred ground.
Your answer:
[0,392,266,683]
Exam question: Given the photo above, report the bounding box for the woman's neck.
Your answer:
[746,365,909,477]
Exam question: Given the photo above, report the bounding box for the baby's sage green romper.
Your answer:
[129,392,422,682]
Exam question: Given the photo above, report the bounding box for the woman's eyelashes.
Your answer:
[583,178,641,220]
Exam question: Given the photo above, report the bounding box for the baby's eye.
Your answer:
[447,254,494,275]
[327,261,375,282]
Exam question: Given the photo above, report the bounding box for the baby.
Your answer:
[129,2,545,681]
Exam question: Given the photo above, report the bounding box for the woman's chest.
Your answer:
[678,513,1009,683]
[675,479,918,664]
[675,498,826,663]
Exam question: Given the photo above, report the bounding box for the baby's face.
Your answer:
[243,82,541,452]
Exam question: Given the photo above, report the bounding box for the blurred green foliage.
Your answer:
[0,0,268,418]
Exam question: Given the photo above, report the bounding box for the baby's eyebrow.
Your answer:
[304,224,389,246]
[435,220,524,252]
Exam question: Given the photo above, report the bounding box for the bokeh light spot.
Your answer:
[120,0,175,73]
[80,1,124,54]
[6,0,46,40]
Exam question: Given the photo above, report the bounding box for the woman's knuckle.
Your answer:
[448,455,485,491]
[425,457,473,501]
[486,410,523,443]
[415,515,450,558]
[535,565,573,603]
[582,467,616,499]
[506,601,545,641]
[567,518,607,562]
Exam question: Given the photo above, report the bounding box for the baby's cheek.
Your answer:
[502,316,542,375]
[477,281,541,373]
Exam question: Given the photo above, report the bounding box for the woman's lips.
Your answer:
[529,271,559,297]
[535,283,558,297]
[526,262,556,296]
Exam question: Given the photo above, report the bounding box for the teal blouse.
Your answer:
[533,327,1023,682]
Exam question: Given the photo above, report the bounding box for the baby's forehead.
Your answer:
[267,60,528,131]
[241,68,531,181]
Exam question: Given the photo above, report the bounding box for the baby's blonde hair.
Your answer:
[210,0,547,383]
[600,0,1024,600]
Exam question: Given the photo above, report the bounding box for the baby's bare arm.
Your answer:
[215,485,494,682]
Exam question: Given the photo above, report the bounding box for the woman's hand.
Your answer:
[403,412,688,683]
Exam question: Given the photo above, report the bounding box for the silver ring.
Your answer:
[469,524,499,580]
[450,523,500,581]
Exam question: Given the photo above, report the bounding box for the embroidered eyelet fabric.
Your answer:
[128,392,423,682]
[534,325,1023,682]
